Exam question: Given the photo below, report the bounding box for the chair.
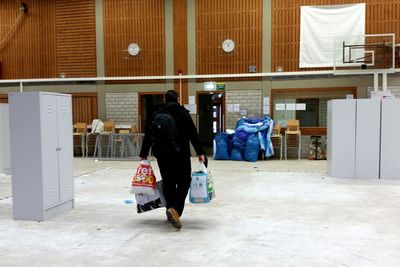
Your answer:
[73,123,87,157]
[103,121,116,133]
[130,123,139,133]
[284,120,301,160]
[286,120,300,134]
[73,123,87,134]
[270,122,283,160]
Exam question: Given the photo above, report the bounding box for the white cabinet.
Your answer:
[328,99,400,179]
[355,99,381,179]
[327,99,356,178]
[380,99,400,179]
[0,104,11,174]
[9,92,74,221]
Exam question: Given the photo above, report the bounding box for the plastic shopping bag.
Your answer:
[135,181,166,213]
[131,160,157,195]
[190,163,215,203]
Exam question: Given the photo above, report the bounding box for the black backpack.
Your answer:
[151,110,180,157]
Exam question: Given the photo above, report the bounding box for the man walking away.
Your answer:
[140,90,205,229]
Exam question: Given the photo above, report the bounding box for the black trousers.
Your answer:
[157,154,192,216]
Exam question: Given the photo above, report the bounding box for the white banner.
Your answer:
[299,3,366,68]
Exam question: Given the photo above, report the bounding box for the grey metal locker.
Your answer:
[355,99,381,179]
[0,104,11,174]
[327,99,356,178]
[380,99,400,179]
[9,92,74,221]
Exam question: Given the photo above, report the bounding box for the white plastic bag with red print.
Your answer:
[131,160,157,196]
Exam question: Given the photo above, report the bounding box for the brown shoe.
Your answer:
[166,208,182,229]
[166,210,172,223]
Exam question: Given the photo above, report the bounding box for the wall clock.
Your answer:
[127,43,140,56]
[222,39,235,53]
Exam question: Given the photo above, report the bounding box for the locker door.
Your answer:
[355,99,381,179]
[327,100,356,178]
[380,99,400,179]
[57,96,74,201]
[41,95,60,207]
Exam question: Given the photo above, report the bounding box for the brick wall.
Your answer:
[225,89,262,129]
[105,93,138,125]
[319,98,328,127]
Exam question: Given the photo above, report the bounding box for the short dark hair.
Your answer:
[166,90,179,103]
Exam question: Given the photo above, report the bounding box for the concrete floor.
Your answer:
[1,158,400,267]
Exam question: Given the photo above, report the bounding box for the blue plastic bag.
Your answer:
[214,133,230,160]
[244,133,260,162]
[230,148,244,161]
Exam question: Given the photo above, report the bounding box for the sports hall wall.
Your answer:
[1,0,400,142]
[272,0,400,72]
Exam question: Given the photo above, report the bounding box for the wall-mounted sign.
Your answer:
[204,82,216,91]
[216,82,225,90]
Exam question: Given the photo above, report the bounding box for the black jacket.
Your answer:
[139,101,205,158]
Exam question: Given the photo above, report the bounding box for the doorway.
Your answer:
[139,93,165,132]
[197,91,225,154]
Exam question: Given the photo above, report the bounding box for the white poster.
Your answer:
[263,105,270,115]
[227,104,234,113]
[286,103,296,111]
[188,96,195,105]
[184,104,197,114]
[233,104,240,112]
[296,103,306,110]
[275,104,286,111]
[299,3,366,68]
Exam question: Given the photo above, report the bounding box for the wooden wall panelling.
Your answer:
[173,0,188,104]
[0,0,57,79]
[272,0,400,72]
[103,0,165,78]
[71,93,98,125]
[0,0,97,79]
[196,0,263,81]
[0,94,8,103]
[55,0,97,78]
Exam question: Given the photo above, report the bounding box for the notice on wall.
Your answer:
[263,97,270,115]
[286,103,296,110]
[227,104,234,113]
[233,104,240,112]
[296,103,306,110]
[275,104,285,111]
[263,105,270,115]
[184,104,197,114]
[189,96,195,105]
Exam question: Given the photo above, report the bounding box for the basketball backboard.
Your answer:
[333,34,396,74]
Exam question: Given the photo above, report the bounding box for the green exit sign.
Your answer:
[216,83,225,90]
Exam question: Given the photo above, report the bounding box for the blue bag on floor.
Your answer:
[230,148,243,161]
[214,133,230,160]
[244,133,260,162]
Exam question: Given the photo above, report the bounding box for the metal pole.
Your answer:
[19,82,23,92]
[179,72,182,105]
[373,72,379,91]
[382,72,388,91]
